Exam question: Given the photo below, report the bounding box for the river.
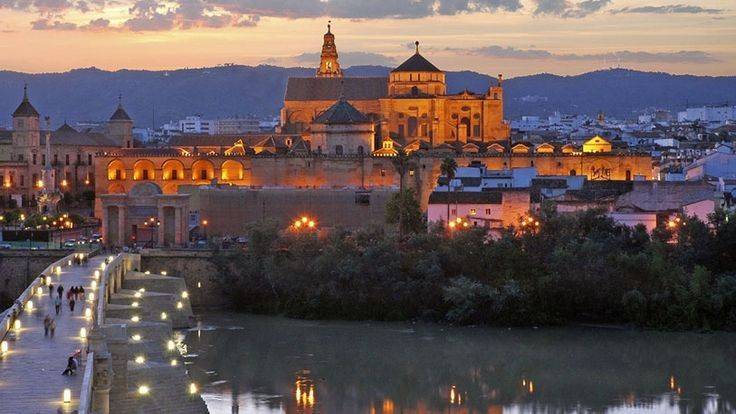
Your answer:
[180,312,736,414]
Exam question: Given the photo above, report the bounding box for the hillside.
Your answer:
[0,66,734,128]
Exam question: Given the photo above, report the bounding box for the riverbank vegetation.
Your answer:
[212,203,736,331]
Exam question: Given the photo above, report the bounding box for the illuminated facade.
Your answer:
[280,26,510,146]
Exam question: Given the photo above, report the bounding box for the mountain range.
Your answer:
[0,65,734,128]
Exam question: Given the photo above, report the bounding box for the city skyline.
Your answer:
[0,0,734,77]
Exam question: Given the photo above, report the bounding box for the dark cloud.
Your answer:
[211,0,522,19]
[31,18,77,29]
[264,51,398,67]
[453,45,720,63]
[611,5,724,15]
[532,0,611,18]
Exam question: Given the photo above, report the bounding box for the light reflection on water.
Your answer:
[183,313,736,414]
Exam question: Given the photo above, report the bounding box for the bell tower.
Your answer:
[316,21,343,78]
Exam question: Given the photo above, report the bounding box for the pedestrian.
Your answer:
[43,315,51,337]
[49,318,56,338]
[57,284,64,299]
[69,296,76,312]
[54,295,62,315]
[48,282,54,297]
[61,356,77,376]
[70,286,77,300]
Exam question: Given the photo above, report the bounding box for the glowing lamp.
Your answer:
[131,316,140,323]
[160,312,168,320]
[13,320,21,331]
[88,293,95,302]
[55,266,61,275]
[91,280,97,290]
[144,271,150,275]
[26,300,33,311]
[1,341,8,354]
[45,276,51,285]
[170,359,178,366]
[308,220,315,228]
[181,291,189,299]
[138,288,146,293]
[449,221,456,229]
[167,340,175,351]
[135,355,145,364]
[294,220,302,228]
[197,282,202,288]
[108,256,114,262]
[79,327,87,339]
[134,292,142,299]
[138,385,150,395]
[94,270,100,279]
[189,383,198,395]
[36,287,43,296]
[63,388,71,403]
[84,308,92,320]
[67,260,72,266]
[131,301,139,308]
[132,334,141,341]
[176,302,183,310]
[161,271,167,276]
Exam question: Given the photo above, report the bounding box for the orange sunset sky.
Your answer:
[0,0,734,77]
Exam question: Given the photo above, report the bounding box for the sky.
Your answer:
[0,0,734,78]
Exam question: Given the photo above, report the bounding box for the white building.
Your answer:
[677,105,736,124]
[162,115,260,136]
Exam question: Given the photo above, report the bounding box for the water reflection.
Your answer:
[184,313,736,414]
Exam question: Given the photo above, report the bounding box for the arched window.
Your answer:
[411,86,419,96]
[335,145,344,155]
[162,160,185,181]
[570,169,577,176]
[221,160,244,181]
[357,146,364,155]
[133,160,155,181]
[191,159,215,181]
[625,170,632,181]
[107,160,126,181]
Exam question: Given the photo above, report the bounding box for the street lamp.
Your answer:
[292,216,317,231]
[448,217,470,231]
[202,219,208,240]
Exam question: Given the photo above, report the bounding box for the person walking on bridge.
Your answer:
[53,296,62,315]
[56,284,64,300]
[48,282,54,297]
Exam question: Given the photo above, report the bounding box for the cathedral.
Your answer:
[0,87,132,208]
[281,24,510,152]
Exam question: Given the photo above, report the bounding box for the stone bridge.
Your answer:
[0,251,208,413]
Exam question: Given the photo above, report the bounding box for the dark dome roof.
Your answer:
[392,51,441,73]
[110,104,132,121]
[313,98,369,124]
[12,86,39,118]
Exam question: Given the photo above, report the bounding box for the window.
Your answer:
[142,170,149,180]
[88,154,93,165]
[357,146,364,155]
[470,209,477,216]
[32,154,36,165]
[114,170,122,180]
[54,154,58,164]
[473,125,481,137]
[408,117,418,137]
[335,145,343,155]
[409,169,415,177]
[570,169,576,176]
[421,124,428,137]
[380,169,386,177]
[171,170,178,180]
[65,154,70,165]
[42,155,46,165]
[77,154,81,164]
[200,169,207,180]
[20,175,24,186]
[398,125,405,138]
[451,209,457,215]
[625,170,632,181]
[485,208,491,215]
[18,154,23,162]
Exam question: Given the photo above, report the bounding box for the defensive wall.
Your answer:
[0,250,71,306]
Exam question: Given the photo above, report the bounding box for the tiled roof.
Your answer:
[42,129,118,147]
[13,90,39,118]
[392,52,441,73]
[313,98,369,124]
[110,104,132,121]
[285,77,387,101]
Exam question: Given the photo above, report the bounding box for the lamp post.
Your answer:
[202,219,208,241]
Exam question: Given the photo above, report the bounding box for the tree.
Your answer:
[440,157,458,224]
[391,148,414,238]
[385,189,424,235]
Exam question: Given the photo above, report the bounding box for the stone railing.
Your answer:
[79,351,96,414]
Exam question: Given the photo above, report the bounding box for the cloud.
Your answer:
[532,0,611,18]
[610,5,724,15]
[453,45,720,63]
[263,51,398,67]
[31,18,77,29]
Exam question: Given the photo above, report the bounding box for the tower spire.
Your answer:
[415,41,420,54]
[316,22,343,78]
[23,83,29,101]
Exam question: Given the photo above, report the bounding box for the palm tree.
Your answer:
[440,157,458,224]
[392,148,413,237]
